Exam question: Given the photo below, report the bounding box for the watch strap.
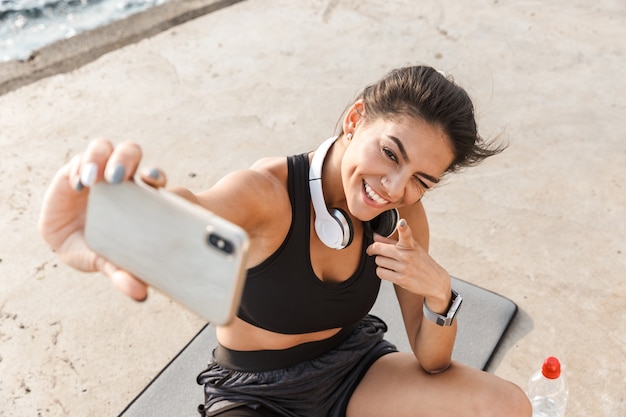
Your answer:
[423,289,463,326]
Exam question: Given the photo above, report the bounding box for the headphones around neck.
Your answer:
[309,136,399,250]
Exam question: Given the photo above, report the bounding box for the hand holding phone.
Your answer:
[84,179,249,325]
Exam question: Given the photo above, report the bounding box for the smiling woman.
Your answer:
[39,65,530,417]
[0,0,166,61]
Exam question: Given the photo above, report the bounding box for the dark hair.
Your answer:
[350,65,505,173]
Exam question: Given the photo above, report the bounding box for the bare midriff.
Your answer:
[216,316,342,351]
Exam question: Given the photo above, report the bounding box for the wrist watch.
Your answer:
[423,289,463,326]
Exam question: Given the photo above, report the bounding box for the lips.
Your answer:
[363,180,389,205]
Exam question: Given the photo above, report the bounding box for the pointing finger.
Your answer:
[396,218,414,249]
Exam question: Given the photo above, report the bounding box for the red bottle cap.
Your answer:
[541,356,561,379]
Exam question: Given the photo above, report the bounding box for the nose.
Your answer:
[382,172,426,203]
[381,174,405,201]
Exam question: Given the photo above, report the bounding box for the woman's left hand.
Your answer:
[366,219,452,312]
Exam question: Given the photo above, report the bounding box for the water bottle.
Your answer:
[526,356,568,417]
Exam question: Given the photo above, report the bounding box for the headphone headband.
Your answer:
[309,137,352,249]
[309,136,337,182]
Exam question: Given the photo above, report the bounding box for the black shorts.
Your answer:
[196,315,398,417]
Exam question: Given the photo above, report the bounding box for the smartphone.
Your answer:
[84,179,249,325]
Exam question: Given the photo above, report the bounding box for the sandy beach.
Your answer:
[0,0,624,415]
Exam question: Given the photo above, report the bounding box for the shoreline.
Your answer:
[0,0,245,96]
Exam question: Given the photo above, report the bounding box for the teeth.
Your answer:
[364,181,389,204]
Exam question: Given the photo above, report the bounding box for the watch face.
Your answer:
[447,291,463,323]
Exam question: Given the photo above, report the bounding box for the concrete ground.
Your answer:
[0,0,624,416]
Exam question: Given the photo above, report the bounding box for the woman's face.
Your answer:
[341,113,454,221]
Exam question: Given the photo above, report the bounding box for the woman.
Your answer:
[39,66,531,417]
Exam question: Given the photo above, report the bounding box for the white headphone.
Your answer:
[309,136,399,250]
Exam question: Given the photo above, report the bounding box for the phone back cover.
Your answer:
[85,182,249,325]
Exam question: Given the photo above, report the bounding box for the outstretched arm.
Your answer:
[39,139,284,301]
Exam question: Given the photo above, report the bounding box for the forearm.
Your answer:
[396,285,457,373]
[413,310,457,373]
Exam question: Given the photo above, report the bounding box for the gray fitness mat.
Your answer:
[119,277,517,416]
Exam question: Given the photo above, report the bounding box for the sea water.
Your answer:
[0,0,166,62]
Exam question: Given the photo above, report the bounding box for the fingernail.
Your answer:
[106,163,125,184]
[146,168,160,180]
[72,176,85,192]
[80,162,97,187]
[399,219,407,228]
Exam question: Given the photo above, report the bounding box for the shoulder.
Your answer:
[249,156,289,186]
[194,156,291,231]
[244,156,290,205]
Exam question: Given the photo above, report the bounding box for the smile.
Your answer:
[363,181,389,205]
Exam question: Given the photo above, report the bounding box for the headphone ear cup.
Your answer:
[365,208,399,238]
[329,208,354,249]
[313,207,354,250]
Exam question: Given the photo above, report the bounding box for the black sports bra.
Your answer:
[236,153,381,334]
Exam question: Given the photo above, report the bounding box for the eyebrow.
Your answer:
[388,135,441,184]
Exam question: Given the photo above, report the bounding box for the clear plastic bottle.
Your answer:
[526,356,569,417]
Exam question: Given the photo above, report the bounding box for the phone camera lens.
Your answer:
[208,233,234,254]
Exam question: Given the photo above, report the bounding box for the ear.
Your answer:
[342,99,365,135]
